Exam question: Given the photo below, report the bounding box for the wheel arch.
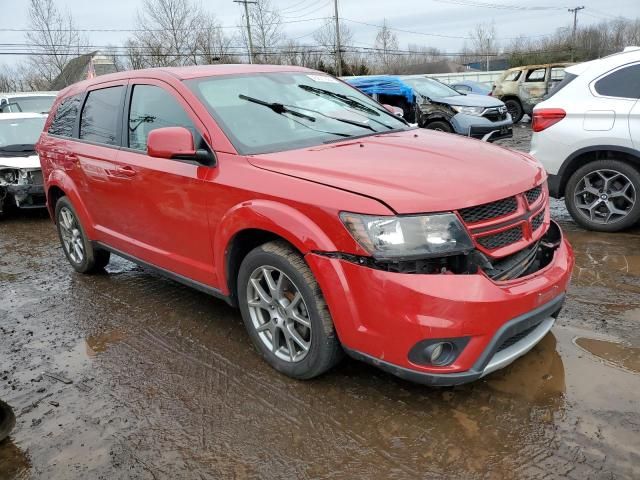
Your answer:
[214,200,339,303]
[555,146,640,198]
[46,171,97,238]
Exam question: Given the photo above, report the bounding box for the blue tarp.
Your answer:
[345,76,415,103]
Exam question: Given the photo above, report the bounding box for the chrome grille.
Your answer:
[459,196,518,223]
[477,226,524,250]
[525,185,542,205]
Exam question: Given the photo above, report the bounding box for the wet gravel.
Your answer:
[1,125,639,479]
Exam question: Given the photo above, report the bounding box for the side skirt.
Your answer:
[94,241,234,306]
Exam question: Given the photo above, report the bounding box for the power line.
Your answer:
[233,0,257,63]
[432,0,568,11]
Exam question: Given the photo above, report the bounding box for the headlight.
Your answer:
[340,212,474,260]
[451,105,485,116]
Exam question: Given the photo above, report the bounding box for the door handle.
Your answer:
[116,166,137,177]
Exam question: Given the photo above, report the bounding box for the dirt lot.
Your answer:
[1,125,639,479]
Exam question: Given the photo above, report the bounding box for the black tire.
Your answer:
[504,98,524,123]
[565,160,640,232]
[237,240,342,380]
[425,120,453,133]
[55,196,110,273]
[0,400,15,442]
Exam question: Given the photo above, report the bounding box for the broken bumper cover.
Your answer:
[2,183,46,208]
[306,220,574,386]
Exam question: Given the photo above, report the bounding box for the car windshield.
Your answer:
[186,72,409,155]
[1,96,56,113]
[0,117,46,150]
[402,77,461,99]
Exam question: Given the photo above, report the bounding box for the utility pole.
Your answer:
[234,0,257,64]
[568,6,585,62]
[334,0,342,76]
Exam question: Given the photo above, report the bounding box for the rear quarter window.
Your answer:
[594,64,640,99]
[48,95,82,137]
[504,70,521,81]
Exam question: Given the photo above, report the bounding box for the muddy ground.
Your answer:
[1,124,639,479]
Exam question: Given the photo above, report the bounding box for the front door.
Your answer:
[114,81,217,286]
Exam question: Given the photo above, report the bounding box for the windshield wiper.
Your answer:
[282,104,377,133]
[239,95,316,122]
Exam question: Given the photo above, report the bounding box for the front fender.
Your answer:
[213,199,339,294]
[46,169,97,239]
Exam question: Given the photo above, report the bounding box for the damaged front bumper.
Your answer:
[0,168,46,212]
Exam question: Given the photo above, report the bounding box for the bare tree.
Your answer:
[313,19,354,74]
[470,22,497,71]
[195,13,240,64]
[25,0,84,87]
[239,0,284,63]
[374,19,399,73]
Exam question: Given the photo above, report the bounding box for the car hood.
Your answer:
[0,155,40,169]
[434,94,505,108]
[247,130,545,214]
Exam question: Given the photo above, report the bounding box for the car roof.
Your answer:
[59,64,318,97]
[0,112,48,119]
[506,63,572,71]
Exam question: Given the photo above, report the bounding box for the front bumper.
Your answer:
[450,113,513,141]
[306,221,574,386]
[2,183,46,209]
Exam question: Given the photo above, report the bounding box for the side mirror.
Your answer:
[147,126,215,166]
[382,104,404,118]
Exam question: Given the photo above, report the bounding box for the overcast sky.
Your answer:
[2,0,639,65]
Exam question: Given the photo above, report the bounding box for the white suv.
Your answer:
[530,47,640,232]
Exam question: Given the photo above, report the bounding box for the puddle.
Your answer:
[85,330,127,356]
[574,337,640,374]
[0,439,31,479]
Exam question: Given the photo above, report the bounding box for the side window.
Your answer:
[79,86,125,146]
[594,64,640,99]
[505,70,521,81]
[128,84,195,151]
[550,67,566,82]
[48,95,82,137]
[525,68,546,82]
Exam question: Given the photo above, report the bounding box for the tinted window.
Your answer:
[128,85,195,151]
[526,68,546,82]
[594,64,640,99]
[504,70,521,81]
[48,95,82,137]
[79,86,125,145]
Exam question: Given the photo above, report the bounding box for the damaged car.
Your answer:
[345,75,513,141]
[0,113,47,216]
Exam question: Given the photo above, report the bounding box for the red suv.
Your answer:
[37,65,574,386]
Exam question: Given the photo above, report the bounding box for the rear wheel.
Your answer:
[565,160,640,232]
[237,240,342,380]
[504,98,523,123]
[55,196,110,273]
[0,400,15,442]
[425,120,453,133]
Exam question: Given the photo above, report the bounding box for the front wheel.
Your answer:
[425,120,453,133]
[565,160,640,232]
[237,240,342,380]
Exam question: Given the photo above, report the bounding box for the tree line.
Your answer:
[1,0,639,92]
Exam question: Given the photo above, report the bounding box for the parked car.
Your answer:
[449,80,492,95]
[492,63,572,123]
[346,75,513,141]
[38,65,573,386]
[530,47,640,232]
[0,92,57,114]
[0,113,47,215]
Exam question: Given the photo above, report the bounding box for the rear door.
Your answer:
[518,67,548,112]
[74,82,127,235]
[114,80,216,285]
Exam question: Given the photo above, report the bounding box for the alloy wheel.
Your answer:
[573,169,636,225]
[246,266,311,363]
[58,206,85,264]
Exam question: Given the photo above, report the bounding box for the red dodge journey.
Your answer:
[37,65,574,385]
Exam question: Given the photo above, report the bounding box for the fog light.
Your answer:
[424,342,454,366]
